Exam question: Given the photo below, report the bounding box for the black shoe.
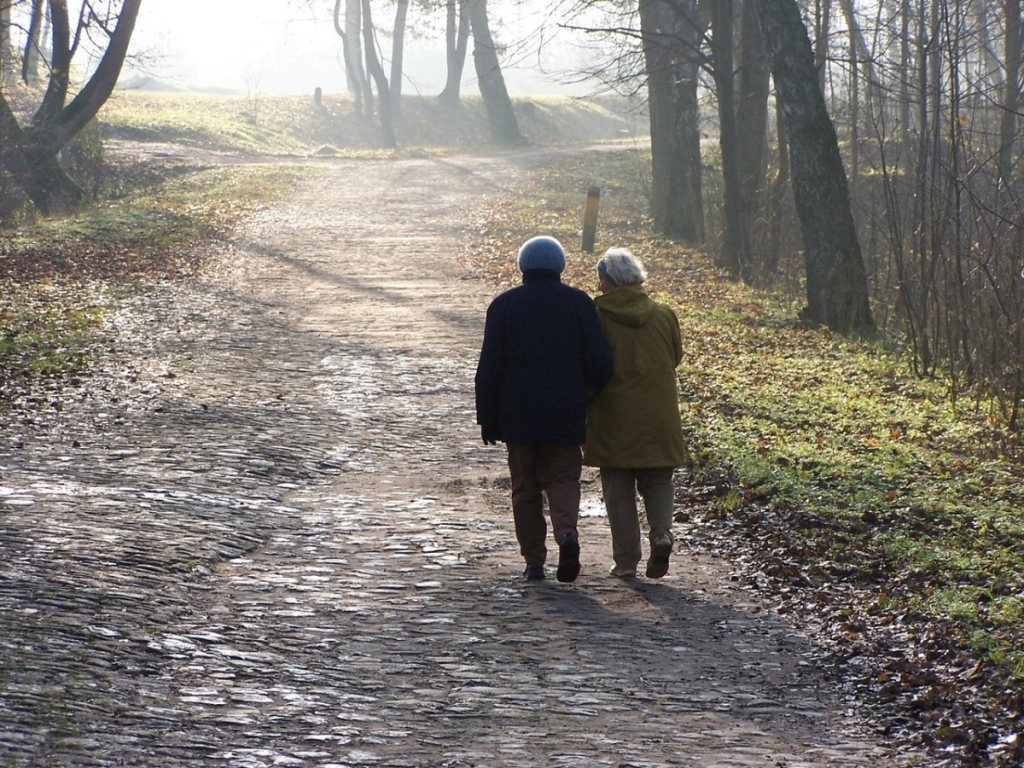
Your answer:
[556,532,580,583]
[523,563,545,580]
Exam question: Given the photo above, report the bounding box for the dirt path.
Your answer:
[1,151,918,766]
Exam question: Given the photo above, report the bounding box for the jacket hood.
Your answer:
[595,284,655,327]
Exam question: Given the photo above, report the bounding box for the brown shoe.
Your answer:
[646,534,672,579]
[609,564,637,579]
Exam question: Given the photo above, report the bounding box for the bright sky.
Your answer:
[127,0,596,96]
[129,0,347,94]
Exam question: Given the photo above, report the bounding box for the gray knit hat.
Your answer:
[517,236,566,274]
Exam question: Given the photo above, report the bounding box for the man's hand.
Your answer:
[481,425,500,445]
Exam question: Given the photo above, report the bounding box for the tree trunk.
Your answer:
[0,94,83,214]
[711,0,752,278]
[737,0,771,274]
[753,0,875,334]
[1000,0,1022,189]
[849,44,860,196]
[814,0,831,93]
[1,4,13,87]
[361,0,397,148]
[975,0,1003,110]
[0,0,143,215]
[900,0,911,150]
[52,0,141,145]
[737,0,770,195]
[23,0,44,86]
[334,0,367,116]
[837,0,882,194]
[764,87,791,274]
[837,0,880,91]
[639,0,705,242]
[348,0,371,115]
[390,0,409,116]
[439,0,471,108]
[468,0,523,145]
[35,0,71,126]
[911,0,932,371]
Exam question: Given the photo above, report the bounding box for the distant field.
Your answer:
[98,90,644,156]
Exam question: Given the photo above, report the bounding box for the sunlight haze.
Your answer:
[128,0,593,96]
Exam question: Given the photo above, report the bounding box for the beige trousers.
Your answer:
[599,467,675,570]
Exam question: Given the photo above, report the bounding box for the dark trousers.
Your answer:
[506,443,582,564]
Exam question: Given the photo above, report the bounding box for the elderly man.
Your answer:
[476,236,614,582]
[584,247,688,579]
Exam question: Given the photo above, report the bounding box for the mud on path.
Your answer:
[1,151,915,767]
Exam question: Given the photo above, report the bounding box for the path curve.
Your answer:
[0,151,914,767]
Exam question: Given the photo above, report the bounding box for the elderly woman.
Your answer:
[584,248,688,579]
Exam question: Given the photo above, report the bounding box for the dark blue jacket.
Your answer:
[475,270,614,445]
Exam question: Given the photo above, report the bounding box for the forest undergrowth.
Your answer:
[467,149,1024,767]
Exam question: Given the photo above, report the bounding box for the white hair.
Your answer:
[598,248,647,286]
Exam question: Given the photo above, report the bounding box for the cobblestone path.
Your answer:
[1,153,908,767]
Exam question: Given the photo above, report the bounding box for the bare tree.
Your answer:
[764,84,791,274]
[333,0,370,115]
[711,0,752,277]
[835,0,878,90]
[468,0,522,144]
[1000,0,1022,189]
[736,0,770,224]
[752,0,875,333]
[0,0,143,215]
[899,0,911,149]
[390,0,410,115]
[814,0,830,92]
[1,2,13,86]
[361,0,397,147]
[639,0,705,241]
[439,0,470,107]
[22,0,43,85]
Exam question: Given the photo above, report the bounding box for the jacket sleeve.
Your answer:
[580,298,614,392]
[475,300,503,429]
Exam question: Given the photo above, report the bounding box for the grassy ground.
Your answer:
[468,148,1024,765]
[98,90,637,155]
[1,157,310,401]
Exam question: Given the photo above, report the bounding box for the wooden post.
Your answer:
[582,185,600,252]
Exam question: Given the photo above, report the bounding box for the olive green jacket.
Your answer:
[583,284,688,468]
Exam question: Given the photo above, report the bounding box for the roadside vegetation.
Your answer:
[0,159,305,406]
[1,96,316,408]
[469,149,1024,767]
